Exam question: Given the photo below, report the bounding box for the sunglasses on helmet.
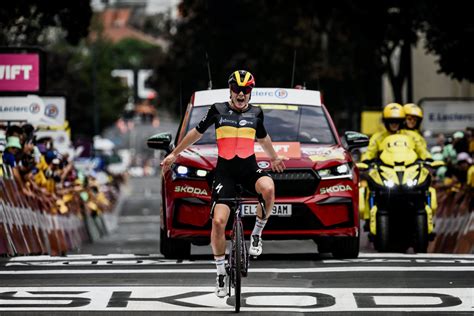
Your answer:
[230,84,252,95]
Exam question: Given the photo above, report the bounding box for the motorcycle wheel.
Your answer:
[375,214,390,252]
[414,213,428,253]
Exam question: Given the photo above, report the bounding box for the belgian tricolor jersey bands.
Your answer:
[195,102,267,160]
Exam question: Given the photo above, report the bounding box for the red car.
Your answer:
[148,88,368,259]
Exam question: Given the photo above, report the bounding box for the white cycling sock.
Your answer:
[214,255,226,275]
[251,217,268,236]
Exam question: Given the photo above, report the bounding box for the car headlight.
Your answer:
[172,164,209,180]
[406,179,418,187]
[317,163,352,179]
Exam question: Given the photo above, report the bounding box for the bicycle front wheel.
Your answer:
[234,219,243,312]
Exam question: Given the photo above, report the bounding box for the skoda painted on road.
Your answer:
[147,88,369,259]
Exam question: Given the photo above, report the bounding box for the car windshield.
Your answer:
[186,104,336,145]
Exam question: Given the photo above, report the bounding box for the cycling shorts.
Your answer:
[210,155,270,217]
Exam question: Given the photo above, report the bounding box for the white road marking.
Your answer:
[359,253,474,259]
[5,254,165,262]
[5,253,474,262]
[5,258,474,267]
[0,287,471,312]
[1,266,474,275]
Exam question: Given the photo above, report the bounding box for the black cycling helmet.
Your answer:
[228,70,255,94]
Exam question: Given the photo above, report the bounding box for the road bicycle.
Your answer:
[219,186,266,313]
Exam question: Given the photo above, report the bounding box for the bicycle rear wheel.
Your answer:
[234,219,243,313]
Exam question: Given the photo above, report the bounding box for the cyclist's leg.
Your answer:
[243,160,274,256]
[211,203,231,260]
[254,176,275,220]
[210,171,235,297]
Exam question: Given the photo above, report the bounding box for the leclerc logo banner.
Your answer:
[0,54,40,92]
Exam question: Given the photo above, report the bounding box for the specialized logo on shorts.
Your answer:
[174,186,208,195]
[257,161,270,168]
[215,183,223,194]
[319,185,352,194]
[239,120,249,126]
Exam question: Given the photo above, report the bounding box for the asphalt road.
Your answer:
[0,176,473,315]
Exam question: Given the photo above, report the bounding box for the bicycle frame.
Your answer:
[218,188,266,312]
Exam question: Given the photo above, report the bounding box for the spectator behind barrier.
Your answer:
[432,152,447,181]
[453,131,469,154]
[3,136,22,167]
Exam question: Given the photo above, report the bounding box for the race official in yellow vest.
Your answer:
[362,103,432,162]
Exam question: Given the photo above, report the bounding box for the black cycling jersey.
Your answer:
[195,102,267,160]
[195,102,271,214]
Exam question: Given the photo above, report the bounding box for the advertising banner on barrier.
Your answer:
[0,53,41,92]
[420,99,474,133]
[0,95,63,125]
[35,130,73,156]
[40,96,66,126]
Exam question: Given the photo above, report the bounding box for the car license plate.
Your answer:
[240,204,292,217]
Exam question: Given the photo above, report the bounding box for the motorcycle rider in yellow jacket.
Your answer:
[403,103,438,214]
[360,103,433,228]
[403,103,428,148]
[362,103,432,162]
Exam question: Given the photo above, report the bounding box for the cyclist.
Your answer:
[160,70,287,298]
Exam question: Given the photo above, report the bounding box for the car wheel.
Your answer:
[331,235,360,259]
[375,214,390,252]
[160,228,191,259]
[413,213,428,253]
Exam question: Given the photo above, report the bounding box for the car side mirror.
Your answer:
[147,132,173,153]
[344,131,369,151]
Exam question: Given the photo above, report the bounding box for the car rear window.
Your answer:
[187,104,336,145]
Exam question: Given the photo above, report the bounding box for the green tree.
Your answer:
[150,0,381,131]
[0,0,92,45]
[422,1,474,82]
[46,40,129,138]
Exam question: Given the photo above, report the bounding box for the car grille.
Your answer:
[265,169,319,197]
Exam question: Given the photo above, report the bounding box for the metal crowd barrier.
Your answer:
[0,164,117,257]
[428,187,473,253]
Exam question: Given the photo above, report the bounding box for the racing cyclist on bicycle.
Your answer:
[160,70,287,298]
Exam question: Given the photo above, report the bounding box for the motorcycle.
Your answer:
[358,134,441,253]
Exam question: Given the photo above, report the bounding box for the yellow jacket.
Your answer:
[362,129,431,161]
[467,165,474,188]
[408,129,427,149]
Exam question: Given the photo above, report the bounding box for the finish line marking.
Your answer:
[5,253,474,262]
[0,287,472,312]
[1,266,474,275]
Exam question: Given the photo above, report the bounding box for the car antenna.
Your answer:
[206,52,213,90]
[291,50,296,88]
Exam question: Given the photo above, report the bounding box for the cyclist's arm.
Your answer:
[257,135,278,160]
[172,128,203,156]
[257,135,288,172]
[161,128,203,171]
